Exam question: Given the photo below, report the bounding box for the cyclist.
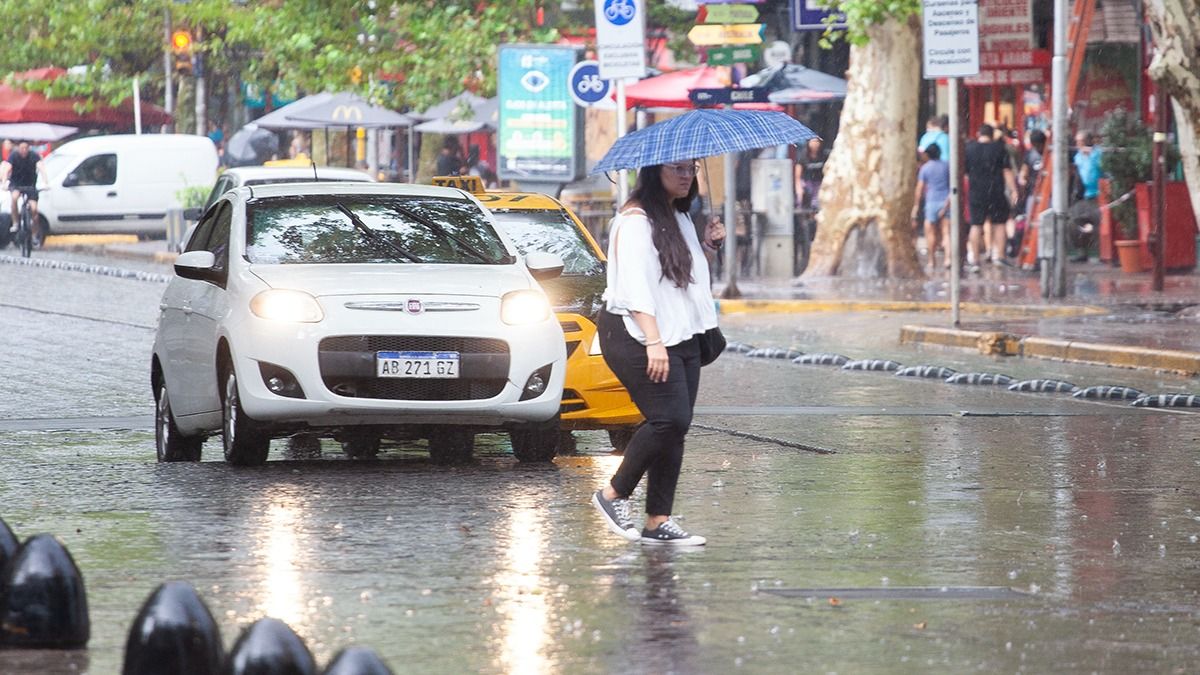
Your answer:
[1,141,48,234]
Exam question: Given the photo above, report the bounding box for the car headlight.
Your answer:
[250,289,324,323]
[588,333,602,356]
[500,289,551,325]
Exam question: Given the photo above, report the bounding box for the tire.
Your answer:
[510,417,559,463]
[285,433,323,459]
[221,368,270,466]
[607,424,641,454]
[557,430,578,456]
[341,435,381,459]
[18,208,32,258]
[155,381,203,462]
[427,428,475,465]
[30,216,47,250]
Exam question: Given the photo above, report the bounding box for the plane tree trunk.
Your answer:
[805,15,923,278]
[1145,0,1200,225]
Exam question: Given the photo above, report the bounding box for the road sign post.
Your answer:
[687,23,765,46]
[705,45,762,66]
[568,61,611,108]
[688,87,771,106]
[922,0,979,327]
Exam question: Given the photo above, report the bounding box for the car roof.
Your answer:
[231,181,476,201]
[221,166,375,183]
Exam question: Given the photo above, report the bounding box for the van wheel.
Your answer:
[155,381,202,462]
[222,368,270,466]
[428,428,474,465]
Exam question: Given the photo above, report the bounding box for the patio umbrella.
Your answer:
[225,125,281,167]
[252,92,336,130]
[411,92,488,122]
[621,66,782,110]
[0,122,78,142]
[285,92,412,128]
[738,63,848,105]
[591,109,818,174]
[412,96,497,134]
[0,82,171,127]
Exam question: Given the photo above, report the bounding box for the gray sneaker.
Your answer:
[592,489,640,541]
[640,519,706,546]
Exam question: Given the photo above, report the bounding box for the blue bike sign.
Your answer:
[602,0,636,26]
[568,61,610,107]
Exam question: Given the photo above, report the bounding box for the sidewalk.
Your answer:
[43,236,1200,375]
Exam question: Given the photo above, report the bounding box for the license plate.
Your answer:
[376,351,460,379]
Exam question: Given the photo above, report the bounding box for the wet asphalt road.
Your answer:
[1,251,1199,674]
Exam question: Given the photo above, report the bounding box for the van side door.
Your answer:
[50,153,122,232]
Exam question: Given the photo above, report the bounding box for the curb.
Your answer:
[900,324,1200,376]
[719,299,1105,318]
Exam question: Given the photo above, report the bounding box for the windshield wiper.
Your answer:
[391,204,510,264]
[336,203,422,263]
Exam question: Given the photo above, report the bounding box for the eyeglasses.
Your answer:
[664,162,700,177]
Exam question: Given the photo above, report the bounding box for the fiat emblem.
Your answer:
[405,299,423,315]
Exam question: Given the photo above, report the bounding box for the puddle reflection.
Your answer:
[249,490,310,631]
[492,493,550,674]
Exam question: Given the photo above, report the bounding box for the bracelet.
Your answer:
[644,338,663,347]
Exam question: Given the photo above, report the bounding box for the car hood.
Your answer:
[248,263,531,298]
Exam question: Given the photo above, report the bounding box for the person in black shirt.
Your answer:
[2,141,47,232]
[964,124,1017,271]
[434,136,463,177]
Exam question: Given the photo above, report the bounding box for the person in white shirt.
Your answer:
[590,160,725,546]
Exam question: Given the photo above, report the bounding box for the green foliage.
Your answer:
[175,184,210,210]
[1100,108,1178,238]
[816,0,922,47]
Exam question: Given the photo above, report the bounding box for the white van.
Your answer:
[3,134,218,238]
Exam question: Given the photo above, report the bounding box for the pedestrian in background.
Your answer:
[964,123,1017,272]
[917,116,950,162]
[591,159,725,547]
[435,136,463,176]
[1069,130,1102,262]
[912,143,951,273]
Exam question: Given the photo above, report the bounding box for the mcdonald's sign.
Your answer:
[330,105,365,122]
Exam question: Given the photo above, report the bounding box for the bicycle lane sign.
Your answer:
[593,0,646,80]
[568,61,610,107]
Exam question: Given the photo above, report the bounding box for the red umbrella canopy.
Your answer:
[621,66,782,111]
[0,68,171,127]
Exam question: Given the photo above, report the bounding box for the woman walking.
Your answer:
[591,160,725,546]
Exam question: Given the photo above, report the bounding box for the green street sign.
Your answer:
[699,4,760,25]
[706,44,762,66]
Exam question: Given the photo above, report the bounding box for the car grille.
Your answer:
[319,335,510,401]
[560,388,587,414]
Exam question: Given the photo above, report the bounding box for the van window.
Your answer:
[73,154,117,186]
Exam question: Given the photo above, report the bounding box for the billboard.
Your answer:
[498,44,584,183]
[790,0,846,31]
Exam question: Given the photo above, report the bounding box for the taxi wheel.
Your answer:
[342,435,381,459]
[607,424,641,455]
[510,417,559,463]
[285,433,323,459]
[221,368,270,466]
[428,428,474,465]
[155,381,202,462]
[557,431,578,456]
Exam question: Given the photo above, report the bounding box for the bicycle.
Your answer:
[12,189,36,258]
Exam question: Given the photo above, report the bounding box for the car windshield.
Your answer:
[489,209,603,276]
[245,195,513,265]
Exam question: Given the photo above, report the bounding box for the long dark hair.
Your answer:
[626,165,698,288]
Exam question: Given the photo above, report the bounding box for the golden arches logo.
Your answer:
[331,105,364,122]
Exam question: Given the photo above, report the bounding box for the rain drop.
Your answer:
[1191,535,1198,544]
[1112,539,1121,555]
[880,577,890,586]
[1008,570,1019,580]
[737,636,746,644]
[712,479,724,488]
[1159,544,1167,557]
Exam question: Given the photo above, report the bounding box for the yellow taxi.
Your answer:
[434,176,642,452]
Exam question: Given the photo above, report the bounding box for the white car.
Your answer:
[200,165,375,212]
[151,182,567,466]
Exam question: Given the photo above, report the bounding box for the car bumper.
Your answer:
[227,307,566,428]
[556,313,643,430]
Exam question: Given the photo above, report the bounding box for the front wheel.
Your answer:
[18,209,32,258]
[29,216,47,250]
[155,381,203,462]
[341,435,381,459]
[510,417,559,463]
[222,368,270,466]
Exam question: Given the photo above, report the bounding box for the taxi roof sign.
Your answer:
[432,175,486,194]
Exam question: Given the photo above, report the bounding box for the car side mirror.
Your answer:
[174,250,216,281]
[62,172,79,188]
[525,251,564,281]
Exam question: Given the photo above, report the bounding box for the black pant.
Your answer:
[598,311,701,516]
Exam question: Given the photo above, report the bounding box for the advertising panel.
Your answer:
[498,45,584,183]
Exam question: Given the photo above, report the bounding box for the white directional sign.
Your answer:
[594,0,647,80]
[922,0,980,79]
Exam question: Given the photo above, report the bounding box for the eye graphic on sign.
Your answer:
[520,70,550,93]
[603,0,635,26]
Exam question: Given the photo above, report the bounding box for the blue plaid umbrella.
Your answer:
[592,109,818,174]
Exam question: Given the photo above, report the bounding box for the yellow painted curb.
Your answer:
[902,323,1200,376]
[43,234,139,247]
[720,299,1105,318]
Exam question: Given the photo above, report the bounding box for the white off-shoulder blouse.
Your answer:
[601,209,718,347]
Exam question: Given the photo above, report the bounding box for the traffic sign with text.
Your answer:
[688,87,771,105]
[687,23,765,46]
[698,4,759,24]
[705,44,762,66]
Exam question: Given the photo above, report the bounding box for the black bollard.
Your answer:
[0,533,89,648]
[322,646,395,675]
[225,617,317,675]
[0,517,18,592]
[123,581,223,675]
